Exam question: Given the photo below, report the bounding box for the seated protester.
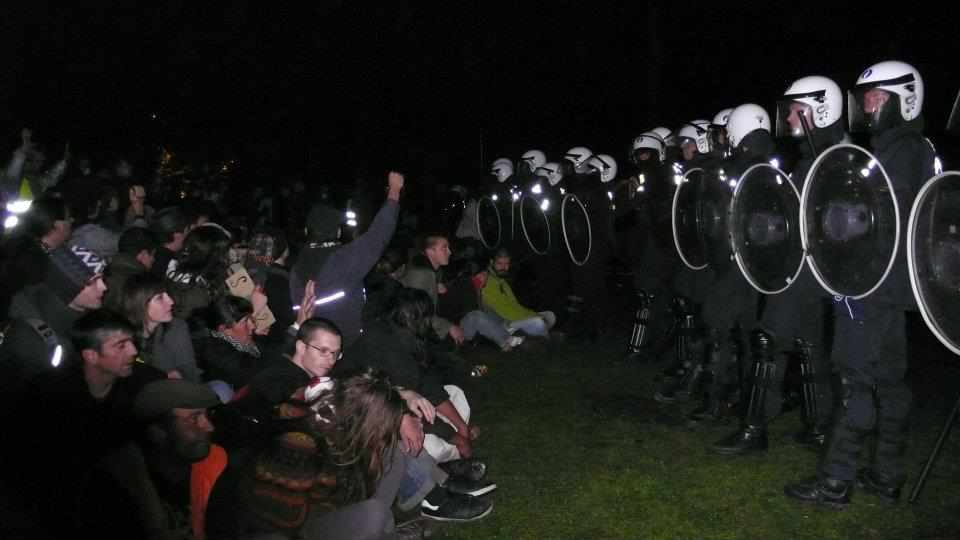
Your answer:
[228,315,492,524]
[246,228,295,345]
[103,226,157,311]
[122,272,201,382]
[64,177,120,260]
[289,171,405,347]
[147,207,191,279]
[194,295,268,396]
[0,310,165,539]
[400,233,520,352]
[8,243,108,364]
[344,287,488,466]
[166,224,232,324]
[481,248,557,338]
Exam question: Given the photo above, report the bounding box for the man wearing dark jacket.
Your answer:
[289,171,404,347]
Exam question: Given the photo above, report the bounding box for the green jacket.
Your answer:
[481,272,537,322]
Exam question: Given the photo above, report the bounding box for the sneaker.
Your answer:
[439,458,487,482]
[444,476,498,497]
[508,336,525,348]
[421,493,493,522]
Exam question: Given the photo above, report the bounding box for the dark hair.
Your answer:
[172,226,231,292]
[120,272,169,331]
[297,317,342,343]
[150,207,189,244]
[385,287,434,338]
[206,295,253,330]
[118,227,158,255]
[491,247,511,261]
[21,197,68,239]
[71,309,136,353]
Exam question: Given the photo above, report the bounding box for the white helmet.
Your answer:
[776,75,843,137]
[712,108,733,127]
[677,119,712,154]
[585,154,618,183]
[490,158,514,183]
[520,149,547,173]
[650,126,675,147]
[632,131,666,162]
[564,146,594,174]
[851,60,924,131]
[726,104,771,149]
[534,161,564,186]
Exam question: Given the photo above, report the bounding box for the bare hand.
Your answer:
[448,325,465,345]
[387,171,404,201]
[398,389,436,424]
[399,414,424,456]
[450,433,473,459]
[469,425,480,441]
[296,280,317,325]
[166,370,183,380]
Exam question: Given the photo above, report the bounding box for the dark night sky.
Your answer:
[1,2,959,184]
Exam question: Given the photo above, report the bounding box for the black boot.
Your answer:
[793,339,831,451]
[784,476,851,509]
[856,468,902,504]
[624,290,652,360]
[710,331,775,455]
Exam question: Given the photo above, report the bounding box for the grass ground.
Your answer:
[424,315,960,540]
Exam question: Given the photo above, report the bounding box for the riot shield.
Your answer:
[671,167,709,270]
[698,166,739,267]
[800,143,899,299]
[475,195,502,249]
[908,171,960,355]
[561,193,592,266]
[519,194,551,255]
[730,163,804,294]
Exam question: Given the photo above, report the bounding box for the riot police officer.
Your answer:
[785,60,936,508]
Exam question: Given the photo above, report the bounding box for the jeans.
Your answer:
[506,311,557,337]
[460,310,511,346]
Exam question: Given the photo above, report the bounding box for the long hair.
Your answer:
[172,226,231,296]
[327,370,404,497]
[384,287,434,339]
[120,273,172,360]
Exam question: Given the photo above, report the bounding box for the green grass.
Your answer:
[429,334,960,540]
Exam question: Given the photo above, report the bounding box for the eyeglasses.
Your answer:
[304,341,342,360]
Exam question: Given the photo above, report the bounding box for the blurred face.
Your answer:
[147,292,175,324]
[296,329,342,378]
[169,407,214,462]
[425,238,451,268]
[129,185,146,205]
[136,249,156,270]
[70,276,107,311]
[681,140,697,161]
[863,88,891,114]
[787,102,813,136]
[222,314,256,345]
[493,256,511,276]
[90,331,137,378]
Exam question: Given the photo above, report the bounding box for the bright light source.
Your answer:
[4,215,18,229]
[934,157,943,175]
[769,158,780,169]
[559,188,566,195]
[512,193,520,201]
[540,199,550,211]
[492,194,499,201]
[728,179,737,188]
[859,168,871,178]
[674,175,683,185]
[51,345,63,367]
[638,174,646,185]
[345,210,357,219]
[346,219,358,227]
[638,186,645,192]
[607,191,613,200]
[6,200,31,214]
[531,183,542,194]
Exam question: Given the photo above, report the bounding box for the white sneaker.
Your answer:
[508,336,525,348]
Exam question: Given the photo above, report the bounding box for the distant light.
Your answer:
[607,191,613,200]
[540,199,550,211]
[345,210,357,219]
[859,168,871,178]
[769,158,780,169]
[4,215,18,229]
[531,183,542,194]
[728,179,737,188]
[512,192,520,201]
[775,176,783,185]
[638,174,646,185]
[346,219,358,227]
[492,194,499,201]
[6,200,31,214]
[674,175,683,185]
[51,345,63,367]
[559,188,566,195]
[638,186,645,192]
[934,156,943,175]
[867,159,878,170]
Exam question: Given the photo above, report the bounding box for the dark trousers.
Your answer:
[819,300,911,483]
